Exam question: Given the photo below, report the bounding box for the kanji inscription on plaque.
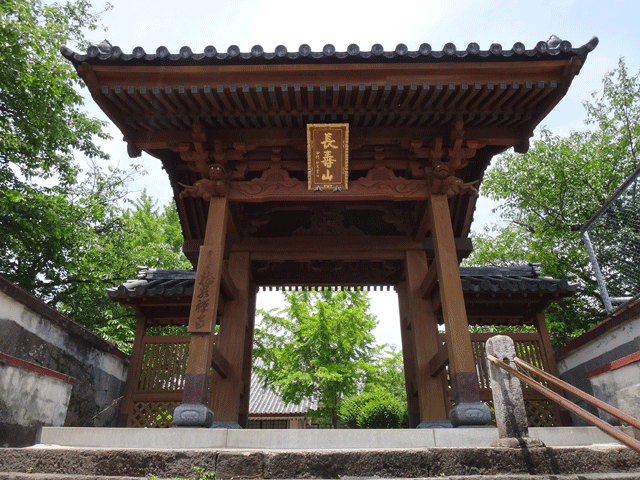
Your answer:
[307,123,349,191]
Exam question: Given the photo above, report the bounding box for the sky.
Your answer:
[76,0,640,349]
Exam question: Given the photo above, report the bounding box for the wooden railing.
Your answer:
[487,353,640,453]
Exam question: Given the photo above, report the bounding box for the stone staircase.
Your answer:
[1,445,640,479]
[1,427,639,479]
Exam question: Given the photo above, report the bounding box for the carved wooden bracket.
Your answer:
[176,123,256,175]
[179,163,230,200]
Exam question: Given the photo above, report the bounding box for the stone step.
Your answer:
[1,446,640,479]
[3,477,640,480]
[38,426,635,449]
[2,474,640,480]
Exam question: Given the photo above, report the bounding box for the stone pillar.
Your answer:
[486,335,545,448]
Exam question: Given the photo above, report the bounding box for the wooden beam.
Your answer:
[227,177,431,203]
[187,198,228,334]
[226,205,241,242]
[405,249,449,422]
[396,280,421,428]
[118,317,146,427]
[129,126,529,152]
[220,262,238,301]
[238,285,258,429]
[210,344,231,379]
[234,237,425,261]
[428,194,480,405]
[183,197,228,406]
[209,251,251,422]
[429,344,449,377]
[132,391,183,402]
[413,204,431,242]
[420,263,438,299]
[89,60,569,93]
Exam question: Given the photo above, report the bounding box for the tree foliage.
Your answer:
[53,189,192,350]
[0,0,110,187]
[339,386,407,429]
[0,0,193,351]
[466,59,640,347]
[339,348,408,429]
[253,289,379,428]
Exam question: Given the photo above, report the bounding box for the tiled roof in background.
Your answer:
[250,361,317,415]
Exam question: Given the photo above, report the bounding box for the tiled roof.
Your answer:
[459,264,577,294]
[61,35,598,67]
[250,361,317,416]
[107,264,576,299]
[107,269,196,298]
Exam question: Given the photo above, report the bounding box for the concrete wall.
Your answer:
[556,298,640,425]
[0,353,75,447]
[0,277,129,438]
[588,352,640,425]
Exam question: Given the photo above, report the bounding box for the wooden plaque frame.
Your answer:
[307,123,349,191]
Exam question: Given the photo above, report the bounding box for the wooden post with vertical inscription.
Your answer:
[428,194,490,426]
[174,197,228,427]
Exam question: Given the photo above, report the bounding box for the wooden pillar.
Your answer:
[428,195,487,424]
[405,249,449,423]
[238,284,257,428]
[533,310,566,425]
[118,315,146,427]
[396,281,421,428]
[209,251,251,423]
[179,197,228,422]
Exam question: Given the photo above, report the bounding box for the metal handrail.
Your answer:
[487,354,640,453]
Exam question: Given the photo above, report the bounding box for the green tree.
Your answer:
[363,347,406,404]
[54,189,191,350]
[0,0,193,350]
[339,348,408,429]
[466,59,640,347]
[253,289,379,428]
[1,0,110,187]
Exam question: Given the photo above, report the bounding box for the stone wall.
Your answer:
[0,276,129,441]
[555,298,640,425]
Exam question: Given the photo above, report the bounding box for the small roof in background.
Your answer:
[250,359,317,416]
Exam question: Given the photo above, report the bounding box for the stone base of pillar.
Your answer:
[491,437,546,448]
[449,402,491,427]
[173,403,214,428]
[209,421,242,429]
[417,420,453,428]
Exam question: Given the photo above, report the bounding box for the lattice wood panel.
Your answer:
[128,401,179,428]
[138,337,189,392]
[525,400,559,427]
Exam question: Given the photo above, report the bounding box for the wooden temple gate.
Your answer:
[64,36,596,428]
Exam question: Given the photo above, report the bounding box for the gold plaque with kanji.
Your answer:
[307,123,349,191]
